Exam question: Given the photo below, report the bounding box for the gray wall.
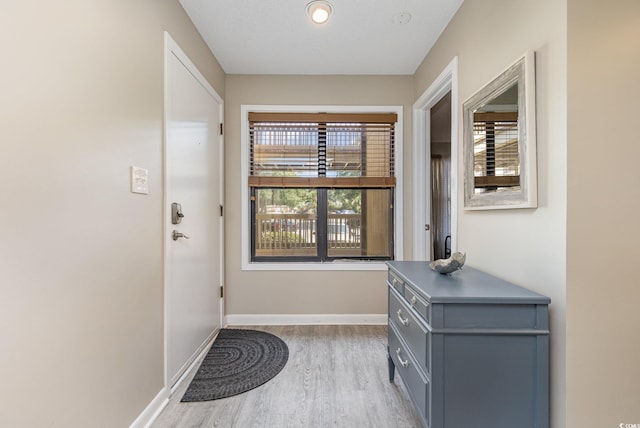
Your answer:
[413,1,567,426]
[0,1,224,426]
[567,1,640,426]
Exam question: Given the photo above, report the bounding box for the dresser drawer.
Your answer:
[404,284,430,323]
[440,303,543,329]
[389,321,430,427]
[389,288,430,375]
[388,271,404,294]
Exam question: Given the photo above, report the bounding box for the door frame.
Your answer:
[162,32,224,391]
[412,57,458,261]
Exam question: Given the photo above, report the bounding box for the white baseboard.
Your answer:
[129,387,169,428]
[224,313,387,326]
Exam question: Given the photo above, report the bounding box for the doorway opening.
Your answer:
[412,57,458,261]
[430,92,452,260]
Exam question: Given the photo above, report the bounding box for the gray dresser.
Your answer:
[386,261,550,428]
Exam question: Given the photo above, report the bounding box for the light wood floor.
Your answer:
[152,325,423,428]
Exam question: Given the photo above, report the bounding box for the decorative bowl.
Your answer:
[429,252,466,274]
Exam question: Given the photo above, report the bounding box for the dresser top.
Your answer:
[386,261,550,304]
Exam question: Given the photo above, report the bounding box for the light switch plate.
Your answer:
[131,165,149,194]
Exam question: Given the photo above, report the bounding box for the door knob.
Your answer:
[172,230,190,241]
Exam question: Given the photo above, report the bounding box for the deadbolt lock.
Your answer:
[171,202,184,225]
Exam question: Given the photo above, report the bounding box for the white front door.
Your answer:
[164,34,223,387]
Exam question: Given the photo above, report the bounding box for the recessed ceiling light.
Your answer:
[306,0,333,24]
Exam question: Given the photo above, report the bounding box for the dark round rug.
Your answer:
[181,328,289,402]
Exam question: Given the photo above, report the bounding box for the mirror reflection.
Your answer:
[472,83,519,194]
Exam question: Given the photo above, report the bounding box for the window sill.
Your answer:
[241,260,390,271]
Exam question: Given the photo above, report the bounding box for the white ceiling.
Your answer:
[178,0,464,75]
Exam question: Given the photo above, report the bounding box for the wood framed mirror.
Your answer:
[463,51,537,210]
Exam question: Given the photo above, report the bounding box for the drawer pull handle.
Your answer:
[397,309,409,326]
[408,294,430,308]
[396,348,409,368]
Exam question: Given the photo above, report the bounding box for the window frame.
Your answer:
[241,105,404,271]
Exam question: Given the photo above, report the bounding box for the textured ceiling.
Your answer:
[179,0,464,75]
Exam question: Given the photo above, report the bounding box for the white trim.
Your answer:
[241,104,404,271]
[225,313,387,326]
[242,261,388,271]
[162,31,225,392]
[128,388,169,428]
[412,57,459,261]
[162,30,172,405]
[218,81,226,333]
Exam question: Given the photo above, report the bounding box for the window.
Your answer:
[248,112,397,262]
